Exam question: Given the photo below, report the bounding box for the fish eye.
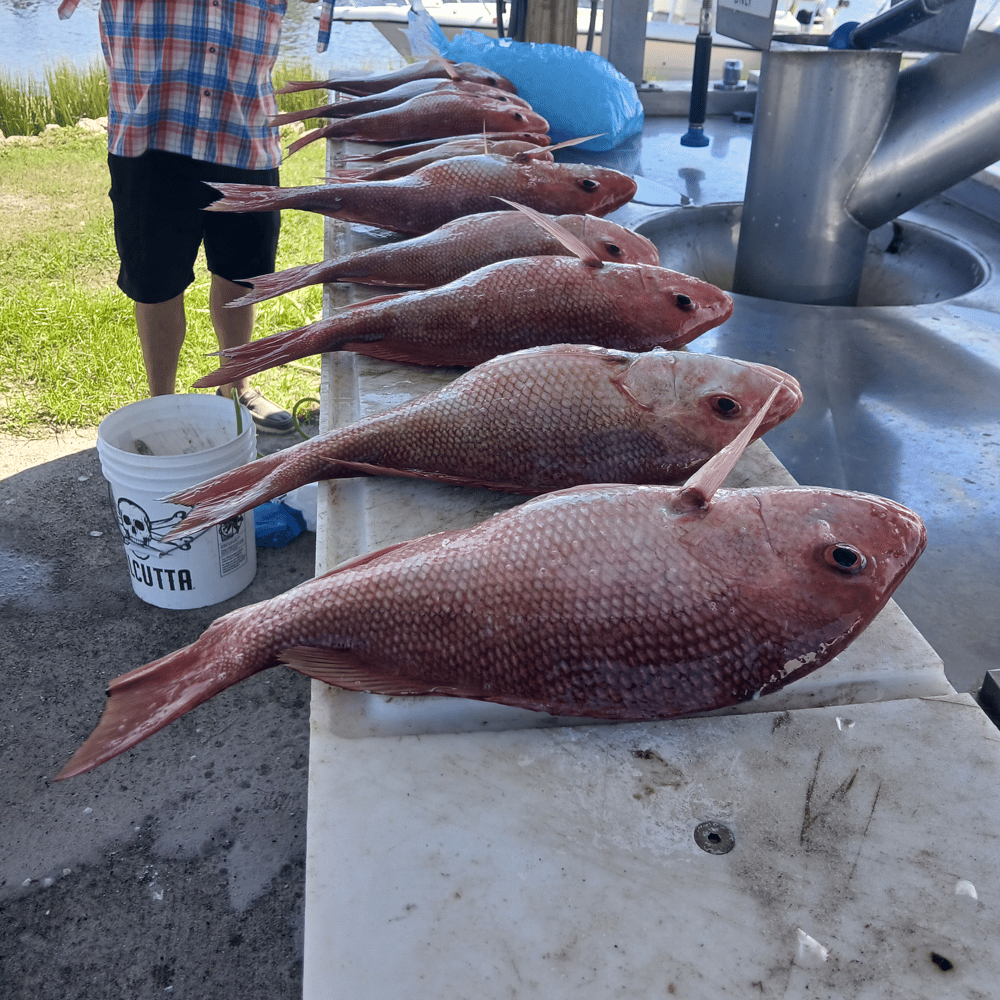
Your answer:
[604,242,622,256]
[711,396,741,418]
[676,293,694,310]
[580,179,599,191]
[824,544,867,574]
[512,111,525,121]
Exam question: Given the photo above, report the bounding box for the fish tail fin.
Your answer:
[56,624,259,779]
[203,182,293,214]
[287,123,343,157]
[274,78,330,94]
[192,323,336,388]
[208,181,347,220]
[228,261,333,308]
[161,450,295,539]
[269,102,337,127]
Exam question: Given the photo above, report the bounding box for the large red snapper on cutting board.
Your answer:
[203,154,639,234]
[164,345,803,537]
[55,403,926,779]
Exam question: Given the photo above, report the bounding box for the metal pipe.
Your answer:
[828,0,961,50]
[681,0,714,147]
[732,47,901,305]
[847,28,1000,230]
[733,24,1000,306]
[586,0,598,51]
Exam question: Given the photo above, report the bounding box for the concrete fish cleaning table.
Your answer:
[300,126,1000,997]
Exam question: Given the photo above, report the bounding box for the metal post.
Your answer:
[732,47,901,305]
[600,0,649,84]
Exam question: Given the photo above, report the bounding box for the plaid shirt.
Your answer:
[99,0,287,170]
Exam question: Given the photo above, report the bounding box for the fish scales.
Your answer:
[252,483,925,714]
[347,132,551,163]
[273,79,534,126]
[204,154,638,234]
[192,255,733,384]
[166,346,802,537]
[232,213,659,305]
[326,140,553,183]
[277,60,518,96]
[287,94,548,154]
[55,479,926,778]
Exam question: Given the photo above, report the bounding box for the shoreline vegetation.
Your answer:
[0,59,327,137]
[0,60,330,432]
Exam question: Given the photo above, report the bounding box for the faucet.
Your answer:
[731,10,1000,305]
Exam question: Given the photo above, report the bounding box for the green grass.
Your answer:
[0,58,329,138]
[0,63,331,432]
[0,60,111,136]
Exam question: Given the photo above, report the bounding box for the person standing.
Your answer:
[99,0,317,432]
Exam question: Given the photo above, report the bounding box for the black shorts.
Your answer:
[108,150,281,304]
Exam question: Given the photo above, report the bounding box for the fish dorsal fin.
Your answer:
[672,379,784,512]
[513,135,604,163]
[543,134,605,153]
[495,198,604,268]
[429,54,458,79]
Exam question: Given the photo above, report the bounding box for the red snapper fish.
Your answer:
[55,396,926,780]
[228,211,660,307]
[191,250,733,385]
[164,344,803,538]
[203,154,639,234]
[343,132,552,163]
[323,139,553,183]
[323,134,596,183]
[275,59,518,96]
[271,79,533,127]
[285,94,549,156]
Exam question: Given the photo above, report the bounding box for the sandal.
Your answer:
[217,388,295,435]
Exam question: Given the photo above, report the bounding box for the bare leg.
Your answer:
[135,293,186,396]
[209,274,253,400]
[208,274,293,433]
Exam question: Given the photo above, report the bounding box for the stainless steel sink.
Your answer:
[640,201,990,306]
[631,182,1000,695]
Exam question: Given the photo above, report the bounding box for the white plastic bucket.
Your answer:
[96,393,258,609]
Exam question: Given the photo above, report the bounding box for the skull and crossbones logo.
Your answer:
[114,496,192,555]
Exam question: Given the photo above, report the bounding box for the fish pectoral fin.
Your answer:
[328,459,532,494]
[674,379,786,511]
[279,646,465,697]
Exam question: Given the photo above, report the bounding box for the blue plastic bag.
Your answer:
[404,6,644,152]
[254,500,306,548]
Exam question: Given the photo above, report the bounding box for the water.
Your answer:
[0,0,407,81]
[9,0,995,82]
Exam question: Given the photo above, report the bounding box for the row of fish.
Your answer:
[277,59,543,154]
[56,58,927,779]
[192,204,732,382]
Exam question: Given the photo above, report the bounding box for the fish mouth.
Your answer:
[859,493,928,569]
[752,364,804,429]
